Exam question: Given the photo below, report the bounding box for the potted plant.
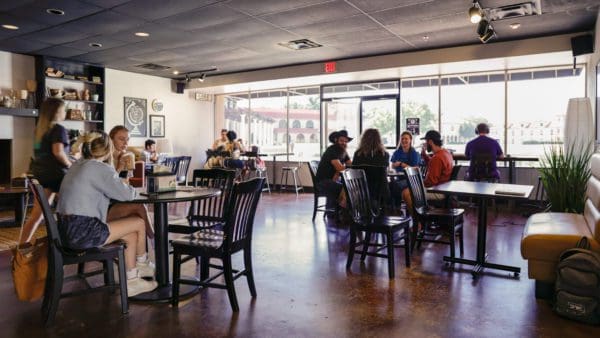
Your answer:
[538,143,592,213]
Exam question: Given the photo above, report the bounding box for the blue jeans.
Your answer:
[317,179,342,209]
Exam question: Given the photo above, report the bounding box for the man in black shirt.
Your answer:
[316,130,353,209]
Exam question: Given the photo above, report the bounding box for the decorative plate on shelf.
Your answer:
[151,99,163,112]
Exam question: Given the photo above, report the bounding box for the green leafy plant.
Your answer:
[538,143,593,213]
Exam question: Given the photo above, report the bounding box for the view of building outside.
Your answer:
[441,73,505,154]
[217,66,585,161]
[507,67,585,158]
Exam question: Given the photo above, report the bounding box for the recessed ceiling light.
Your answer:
[172,70,179,75]
[46,8,65,15]
[135,32,150,37]
[422,35,430,41]
[510,23,521,30]
[1,24,19,30]
[89,42,103,48]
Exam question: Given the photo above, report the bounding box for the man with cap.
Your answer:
[464,123,504,181]
[315,130,353,210]
[402,130,453,209]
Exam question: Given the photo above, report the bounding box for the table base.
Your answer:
[129,276,200,303]
[443,255,520,277]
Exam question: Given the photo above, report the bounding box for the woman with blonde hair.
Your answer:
[108,125,154,239]
[57,131,157,297]
[20,98,72,243]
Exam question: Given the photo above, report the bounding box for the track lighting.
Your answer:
[197,73,206,82]
[469,1,482,24]
[477,19,496,43]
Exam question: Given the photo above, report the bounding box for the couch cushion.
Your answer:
[584,198,600,244]
[521,212,597,261]
[591,153,600,181]
[587,175,600,207]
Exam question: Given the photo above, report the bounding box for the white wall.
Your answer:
[104,69,214,179]
[0,51,36,177]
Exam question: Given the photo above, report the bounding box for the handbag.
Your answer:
[11,237,48,302]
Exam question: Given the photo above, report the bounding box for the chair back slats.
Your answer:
[224,178,265,251]
[341,169,376,223]
[164,156,178,174]
[308,161,319,187]
[176,156,192,184]
[30,181,63,261]
[189,169,236,221]
[470,152,495,181]
[349,164,389,207]
[405,167,429,215]
[450,165,461,181]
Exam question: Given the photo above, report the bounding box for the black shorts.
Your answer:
[58,214,110,250]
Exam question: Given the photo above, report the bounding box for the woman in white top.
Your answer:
[57,131,157,297]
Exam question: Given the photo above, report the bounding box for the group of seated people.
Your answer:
[315,122,504,213]
[205,129,264,179]
[20,98,158,298]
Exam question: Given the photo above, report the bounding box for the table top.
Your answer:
[452,154,539,162]
[0,185,28,194]
[428,181,534,200]
[128,187,221,204]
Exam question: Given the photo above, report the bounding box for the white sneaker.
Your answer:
[127,277,158,297]
[136,260,155,279]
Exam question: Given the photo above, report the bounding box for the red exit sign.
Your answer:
[324,61,336,73]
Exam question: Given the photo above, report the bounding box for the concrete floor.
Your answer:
[0,193,598,337]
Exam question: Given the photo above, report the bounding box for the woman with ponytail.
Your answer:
[20,98,72,243]
[57,131,157,297]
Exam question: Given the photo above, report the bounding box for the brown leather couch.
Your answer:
[521,153,600,298]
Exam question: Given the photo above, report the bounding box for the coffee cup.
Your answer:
[91,94,99,101]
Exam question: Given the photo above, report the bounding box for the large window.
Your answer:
[440,73,505,154]
[288,87,321,161]
[507,67,585,157]
[401,78,439,149]
[222,93,250,146]
[249,90,287,154]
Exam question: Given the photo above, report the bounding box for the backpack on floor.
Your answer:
[554,237,600,325]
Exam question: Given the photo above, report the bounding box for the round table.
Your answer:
[119,187,221,302]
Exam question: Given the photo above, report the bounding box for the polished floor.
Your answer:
[0,193,598,337]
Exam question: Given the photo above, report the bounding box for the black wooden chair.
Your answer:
[404,167,465,259]
[171,178,265,311]
[341,169,411,279]
[164,156,179,174]
[350,164,390,211]
[308,160,334,221]
[168,169,236,235]
[31,180,128,326]
[175,156,192,185]
[467,153,498,182]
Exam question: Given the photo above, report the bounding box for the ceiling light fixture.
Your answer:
[477,19,496,43]
[1,24,19,30]
[510,22,521,29]
[197,73,206,82]
[468,1,482,24]
[172,70,179,75]
[422,35,430,41]
[89,42,103,48]
[135,32,150,37]
[46,8,65,15]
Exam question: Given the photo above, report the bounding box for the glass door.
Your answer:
[322,98,360,155]
[361,97,398,147]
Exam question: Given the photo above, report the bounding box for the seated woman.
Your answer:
[352,129,390,208]
[389,131,420,205]
[56,132,157,297]
[223,130,247,178]
[109,126,154,239]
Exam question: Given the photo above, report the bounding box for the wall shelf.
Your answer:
[62,99,103,104]
[0,107,39,117]
[45,76,103,86]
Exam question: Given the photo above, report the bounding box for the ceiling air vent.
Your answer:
[487,0,541,21]
[278,39,322,51]
[135,63,171,71]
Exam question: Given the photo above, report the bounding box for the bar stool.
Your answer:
[280,161,303,196]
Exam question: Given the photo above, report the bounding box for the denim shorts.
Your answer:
[58,214,110,250]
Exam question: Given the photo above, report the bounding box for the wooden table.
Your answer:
[121,187,221,302]
[428,181,533,277]
[452,154,538,184]
[0,186,28,227]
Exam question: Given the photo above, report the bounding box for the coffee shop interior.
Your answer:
[1,0,600,337]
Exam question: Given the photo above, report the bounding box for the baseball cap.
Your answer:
[420,130,442,141]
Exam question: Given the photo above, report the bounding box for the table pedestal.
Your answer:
[442,198,521,277]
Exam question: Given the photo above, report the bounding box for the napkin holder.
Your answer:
[146,173,176,194]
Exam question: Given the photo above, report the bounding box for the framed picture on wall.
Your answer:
[149,115,165,138]
[124,97,147,137]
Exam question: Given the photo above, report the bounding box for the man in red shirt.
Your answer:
[402,130,453,211]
